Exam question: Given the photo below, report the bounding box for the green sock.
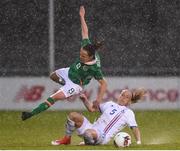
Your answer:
[31,97,55,116]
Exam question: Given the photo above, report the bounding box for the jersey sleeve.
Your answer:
[99,101,114,113]
[95,52,101,67]
[125,110,138,128]
[81,38,91,47]
[94,68,104,80]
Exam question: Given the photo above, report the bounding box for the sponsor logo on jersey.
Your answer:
[86,75,93,80]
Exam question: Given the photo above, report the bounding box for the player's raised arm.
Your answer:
[79,6,89,39]
[131,127,141,145]
[79,93,98,112]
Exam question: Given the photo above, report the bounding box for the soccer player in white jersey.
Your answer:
[51,88,146,145]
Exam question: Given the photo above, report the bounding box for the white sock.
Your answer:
[65,117,75,136]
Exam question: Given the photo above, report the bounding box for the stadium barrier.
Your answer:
[0,77,180,110]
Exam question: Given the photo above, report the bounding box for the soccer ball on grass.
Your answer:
[114,132,131,147]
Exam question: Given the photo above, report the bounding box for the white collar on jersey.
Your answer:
[84,59,96,65]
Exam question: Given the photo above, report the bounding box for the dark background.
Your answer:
[0,0,180,76]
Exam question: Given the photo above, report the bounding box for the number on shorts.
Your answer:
[68,88,75,94]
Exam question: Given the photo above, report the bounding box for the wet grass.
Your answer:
[0,110,180,149]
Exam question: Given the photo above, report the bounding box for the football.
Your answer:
[114,132,131,147]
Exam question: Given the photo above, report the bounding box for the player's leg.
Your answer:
[51,112,84,145]
[50,71,65,85]
[21,90,66,121]
[21,72,83,121]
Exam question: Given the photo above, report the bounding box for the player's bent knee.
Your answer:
[49,72,54,78]
[68,112,81,120]
[49,72,58,80]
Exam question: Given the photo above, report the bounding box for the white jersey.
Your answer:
[92,101,137,144]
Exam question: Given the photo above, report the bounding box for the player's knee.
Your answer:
[68,112,84,128]
[49,72,57,81]
[68,112,80,121]
[49,72,54,79]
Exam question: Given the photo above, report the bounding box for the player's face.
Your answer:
[80,48,93,63]
[118,90,132,106]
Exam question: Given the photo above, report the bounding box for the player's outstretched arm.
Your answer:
[131,127,141,145]
[79,6,89,39]
[93,78,107,108]
[79,93,97,112]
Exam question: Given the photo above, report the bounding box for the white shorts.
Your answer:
[76,116,104,144]
[76,116,93,136]
[55,68,83,98]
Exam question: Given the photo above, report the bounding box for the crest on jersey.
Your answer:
[83,65,88,71]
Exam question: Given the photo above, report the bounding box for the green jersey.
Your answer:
[68,39,103,86]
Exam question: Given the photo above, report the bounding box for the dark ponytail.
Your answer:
[93,38,104,50]
[83,39,104,58]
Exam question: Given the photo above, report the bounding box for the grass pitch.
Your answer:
[0,110,180,150]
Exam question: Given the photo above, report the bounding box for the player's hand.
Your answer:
[79,93,87,102]
[79,5,85,17]
[92,100,100,110]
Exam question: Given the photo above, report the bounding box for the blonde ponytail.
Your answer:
[131,88,146,103]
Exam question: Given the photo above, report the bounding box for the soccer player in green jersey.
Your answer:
[21,6,107,121]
